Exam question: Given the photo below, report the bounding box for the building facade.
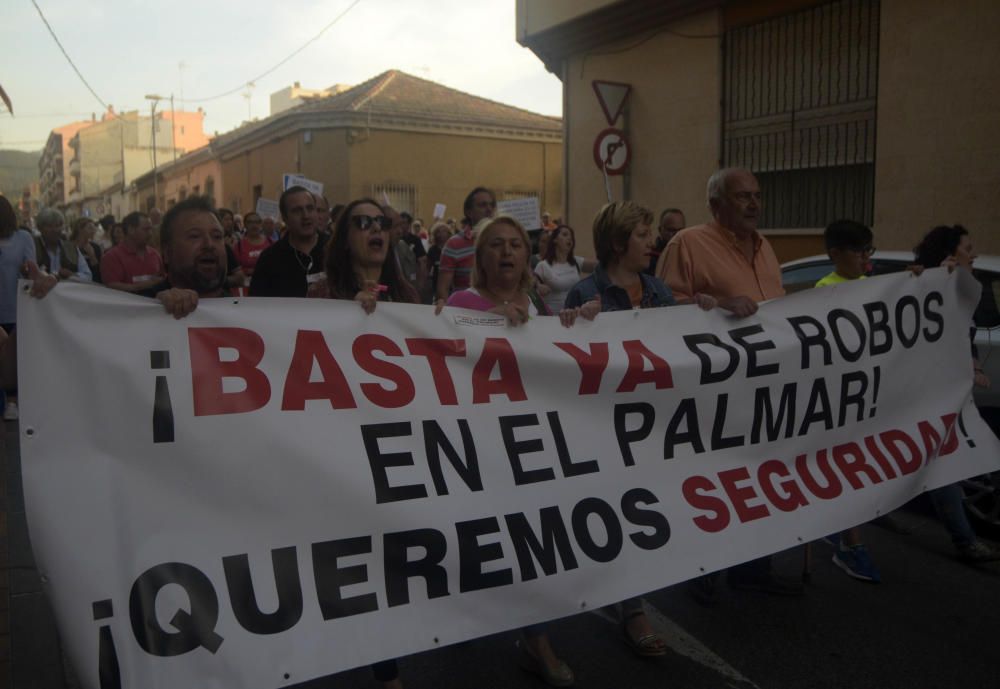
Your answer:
[517,0,1000,260]
[216,70,562,224]
[39,120,94,208]
[133,145,223,213]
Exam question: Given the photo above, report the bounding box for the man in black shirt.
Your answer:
[249,186,327,297]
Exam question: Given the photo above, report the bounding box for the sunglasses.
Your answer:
[350,215,392,232]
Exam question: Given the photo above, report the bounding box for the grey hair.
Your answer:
[36,207,65,229]
[707,167,755,207]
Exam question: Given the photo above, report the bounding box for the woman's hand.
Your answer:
[536,283,551,297]
[355,280,379,315]
[693,293,717,310]
[940,256,958,273]
[579,295,601,321]
[559,307,580,328]
[489,301,529,326]
[434,298,446,315]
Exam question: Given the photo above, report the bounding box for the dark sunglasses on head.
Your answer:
[350,215,392,232]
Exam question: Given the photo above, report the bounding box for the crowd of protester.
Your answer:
[1,167,998,688]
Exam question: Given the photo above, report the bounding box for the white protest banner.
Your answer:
[17,269,1000,688]
[254,198,280,221]
[282,173,324,198]
[497,196,542,230]
[433,203,446,219]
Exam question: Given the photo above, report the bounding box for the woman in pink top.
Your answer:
[233,212,272,278]
[440,215,596,687]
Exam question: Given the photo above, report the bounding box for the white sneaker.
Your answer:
[3,400,17,421]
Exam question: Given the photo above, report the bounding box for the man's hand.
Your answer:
[157,288,199,319]
[718,295,758,317]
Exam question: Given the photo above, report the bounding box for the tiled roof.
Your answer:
[214,70,560,150]
[297,70,561,132]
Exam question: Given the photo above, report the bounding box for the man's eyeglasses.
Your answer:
[350,215,392,232]
[850,245,876,256]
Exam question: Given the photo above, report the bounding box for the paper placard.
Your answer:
[254,198,280,221]
[497,196,542,231]
[282,173,324,199]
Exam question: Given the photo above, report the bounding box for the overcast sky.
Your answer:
[0,0,562,152]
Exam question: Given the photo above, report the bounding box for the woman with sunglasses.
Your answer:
[534,224,597,313]
[322,198,419,312]
[318,198,416,688]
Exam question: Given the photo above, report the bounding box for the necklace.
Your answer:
[293,248,313,274]
[481,286,519,306]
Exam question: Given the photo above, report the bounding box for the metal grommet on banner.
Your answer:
[433,637,439,644]
[24,427,35,438]
[580,601,587,609]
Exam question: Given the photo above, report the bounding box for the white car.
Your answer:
[782,252,1000,536]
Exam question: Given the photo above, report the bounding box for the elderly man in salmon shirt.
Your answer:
[656,167,801,601]
[656,167,784,316]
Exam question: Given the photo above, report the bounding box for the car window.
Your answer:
[973,270,1000,329]
[782,262,833,293]
[869,260,910,276]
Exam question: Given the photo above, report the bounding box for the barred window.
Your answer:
[372,182,417,215]
[722,0,879,228]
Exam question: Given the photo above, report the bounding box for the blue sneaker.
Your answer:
[832,544,881,583]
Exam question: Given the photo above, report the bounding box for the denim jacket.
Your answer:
[564,264,676,311]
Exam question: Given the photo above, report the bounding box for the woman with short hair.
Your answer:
[566,200,715,658]
[71,217,103,283]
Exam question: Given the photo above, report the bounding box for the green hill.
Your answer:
[0,149,41,196]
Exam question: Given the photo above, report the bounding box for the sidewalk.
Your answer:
[2,419,74,688]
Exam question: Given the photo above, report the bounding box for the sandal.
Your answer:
[622,611,667,658]
[516,638,575,687]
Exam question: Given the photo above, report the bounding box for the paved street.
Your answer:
[5,417,999,689]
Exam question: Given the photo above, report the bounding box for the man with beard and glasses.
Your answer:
[153,196,229,318]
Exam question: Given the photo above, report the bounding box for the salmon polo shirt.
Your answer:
[657,222,785,302]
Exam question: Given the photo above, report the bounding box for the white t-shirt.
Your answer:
[534,257,585,312]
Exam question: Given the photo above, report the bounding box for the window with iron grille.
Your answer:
[722,0,879,228]
[372,183,417,215]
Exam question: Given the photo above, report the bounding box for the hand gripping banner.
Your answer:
[17,268,1000,688]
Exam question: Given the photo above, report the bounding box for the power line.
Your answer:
[0,111,93,119]
[30,0,120,118]
[178,0,365,104]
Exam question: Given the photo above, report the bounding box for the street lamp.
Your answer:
[145,94,165,211]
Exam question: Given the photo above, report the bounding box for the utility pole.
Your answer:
[170,93,177,163]
[145,94,165,210]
